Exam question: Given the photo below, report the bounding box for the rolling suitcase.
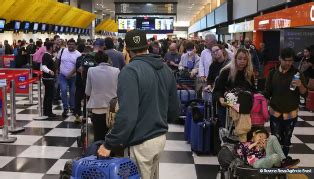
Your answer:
[185,99,205,142]
[184,107,192,142]
[177,89,196,116]
[71,155,140,179]
[190,101,211,154]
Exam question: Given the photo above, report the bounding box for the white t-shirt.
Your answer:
[58,48,81,76]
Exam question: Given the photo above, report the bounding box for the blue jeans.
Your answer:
[270,115,297,157]
[59,74,76,110]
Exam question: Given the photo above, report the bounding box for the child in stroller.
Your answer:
[235,127,299,169]
[217,127,300,179]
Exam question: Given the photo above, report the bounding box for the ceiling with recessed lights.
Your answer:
[94,0,210,26]
[94,0,116,17]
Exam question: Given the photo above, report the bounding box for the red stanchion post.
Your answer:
[8,79,25,133]
[0,79,17,143]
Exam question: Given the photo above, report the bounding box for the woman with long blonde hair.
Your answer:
[213,48,255,127]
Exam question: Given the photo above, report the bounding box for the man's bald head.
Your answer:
[244,37,251,49]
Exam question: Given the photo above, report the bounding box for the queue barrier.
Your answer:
[0,69,43,128]
[0,69,30,94]
[0,78,17,143]
[0,55,15,68]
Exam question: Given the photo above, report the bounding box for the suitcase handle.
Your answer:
[96,155,112,160]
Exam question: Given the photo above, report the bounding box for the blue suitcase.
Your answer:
[191,120,211,154]
[177,89,196,116]
[71,155,140,179]
[185,100,205,142]
[190,101,212,154]
[184,107,192,142]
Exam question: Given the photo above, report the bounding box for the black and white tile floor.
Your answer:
[0,86,314,179]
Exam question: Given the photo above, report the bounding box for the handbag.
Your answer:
[308,78,314,91]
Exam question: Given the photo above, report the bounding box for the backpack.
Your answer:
[218,143,237,169]
[13,48,18,56]
[250,93,269,125]
[107,97,119,128]
[33,46,46,63]
[186,55,196,70]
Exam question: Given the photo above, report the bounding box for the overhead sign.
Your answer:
[254,2,314,30]
[115,3,176,14]
[228,20,254,33]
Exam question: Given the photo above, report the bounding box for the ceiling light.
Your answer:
[188,7,192,9]
[192,4,195,6]
[147,3,153,6]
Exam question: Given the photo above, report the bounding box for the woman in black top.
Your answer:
[214,48,255,104]
[206,44,230,90]
[213,48,255,127]
[41,41,57,118]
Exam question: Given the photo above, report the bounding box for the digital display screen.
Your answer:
[33,23,39,31]
[118,19,136,30]
[65,26,69,32]
[74,28,78,33]
[137,18,155,30]
[14,21,21,30]
[24,22,30,30]
[60,26,64,32]
[155,18,174,30]
[78,29,81,34]
[54,25,59,32]
[0,20,5,29]
[41,24,46,31]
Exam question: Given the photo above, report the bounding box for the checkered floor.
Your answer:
[0,86,314,179]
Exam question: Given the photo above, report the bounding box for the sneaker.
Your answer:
[281,156,300,168]
[62,110,68,118]
[48,113,58,118]
[69,109,75,115]
[74,115,81,123]
[53,100,60,105]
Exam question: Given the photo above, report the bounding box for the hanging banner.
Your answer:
[254,2,314,30]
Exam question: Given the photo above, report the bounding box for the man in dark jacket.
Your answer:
[4,40,12,55]
[264,48,307,157]
[104,37,125,70]
[98,30,180,179]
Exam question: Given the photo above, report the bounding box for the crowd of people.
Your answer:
[0,29,314,179]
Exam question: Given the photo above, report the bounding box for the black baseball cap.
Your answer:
[125,29,148,51]
[94,39,105,46]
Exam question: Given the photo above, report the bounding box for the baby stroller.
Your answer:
[217,135,287,179]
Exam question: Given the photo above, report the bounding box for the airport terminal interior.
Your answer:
[0,0,314,179]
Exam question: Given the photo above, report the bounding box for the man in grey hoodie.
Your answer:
[98,30,180,179]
